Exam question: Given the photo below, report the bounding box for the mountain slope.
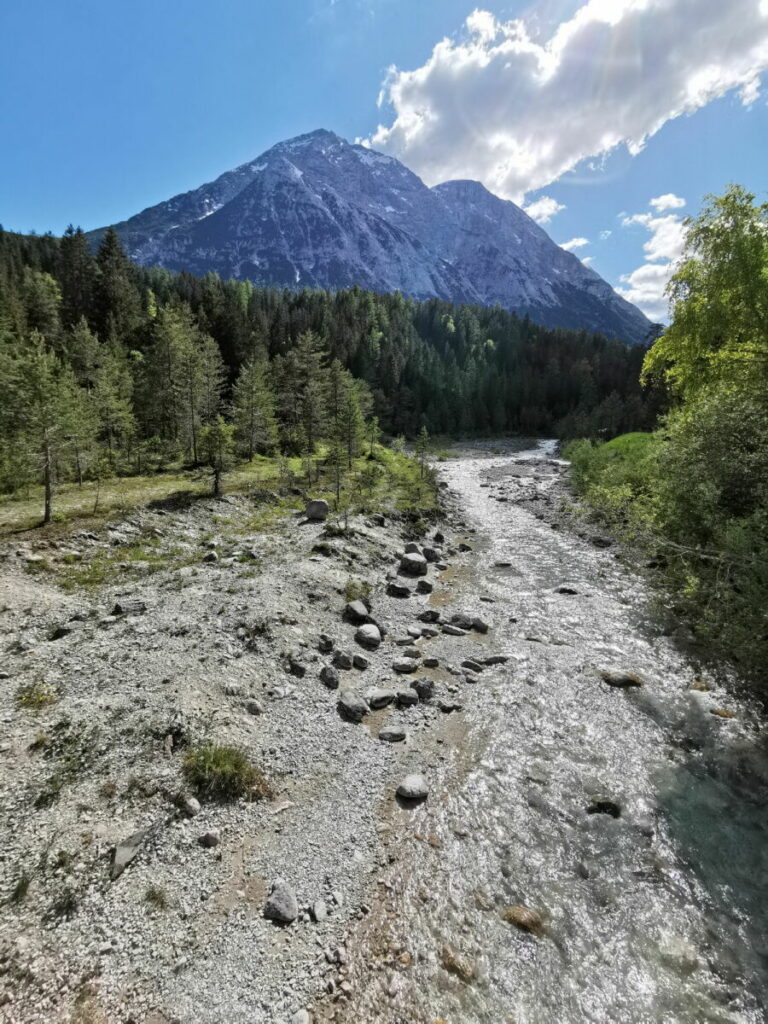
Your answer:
[92,129,651,343]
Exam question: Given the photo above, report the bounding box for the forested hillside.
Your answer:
[0,225,660,516]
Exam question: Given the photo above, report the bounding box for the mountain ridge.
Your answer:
[90,129,651,344]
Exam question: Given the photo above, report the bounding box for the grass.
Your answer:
[52,536,198,592]
[144,885,170,910]
[8,871,31,905]
[16,679,59,711]
[344,579,372,604]
[182,742,271,802]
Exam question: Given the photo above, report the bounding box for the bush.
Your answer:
[182,743,271,802]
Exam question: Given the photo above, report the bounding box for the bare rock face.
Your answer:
[305,499,329,521]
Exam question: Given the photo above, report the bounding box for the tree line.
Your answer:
[0,223,661,519]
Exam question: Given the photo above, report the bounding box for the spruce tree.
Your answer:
[232,353,278,458]
[199,416,234,497]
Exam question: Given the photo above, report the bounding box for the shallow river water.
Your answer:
[344,441,768,1024]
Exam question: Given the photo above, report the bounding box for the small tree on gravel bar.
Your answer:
[199,416,235,497]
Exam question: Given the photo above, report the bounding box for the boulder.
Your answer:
[396,774,429,801]
[365,688,395,709]
[264,879,299,923]
[333,650,353,670]
[355,624,381,649]
[345,600,371,625]
[399,552,428,577]
[337,694,368,722]
[404,542,423,555]
[393,658,419,674]
[411,677,435,700]
[379,725,406,743]
[320,665,340,689]
[387,581,412,598]
[306,499,329,521]
[416,580,433,594]
[396,688,419,707]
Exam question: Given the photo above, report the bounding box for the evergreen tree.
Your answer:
[199,416,234,497]
[59,226,95,328]
[232,353,278,458]
[93,228,141,341]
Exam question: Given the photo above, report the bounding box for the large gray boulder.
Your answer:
[264,879,299,923]
[396,774,429,801]
[355,624,381,649]
[345,600,371,624]
[399,552,428,577]
[338,693,369,722]
[306,499,329,521]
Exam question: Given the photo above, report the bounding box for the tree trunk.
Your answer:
[43,442,53,525]
[213,467,221,497]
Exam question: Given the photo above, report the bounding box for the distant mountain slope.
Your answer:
[91,129,651,344]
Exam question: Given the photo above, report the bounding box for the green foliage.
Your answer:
[182,743,271,802]
[344,579,371,603]
[199,416,235,496]
[16,679,59,711]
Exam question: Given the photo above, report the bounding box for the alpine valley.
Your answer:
[90,129,652,344]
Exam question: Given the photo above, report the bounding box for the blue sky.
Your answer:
[1,0,767,321]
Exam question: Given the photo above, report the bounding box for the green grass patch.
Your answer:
[182,743,271,802]
[16,679,59,711]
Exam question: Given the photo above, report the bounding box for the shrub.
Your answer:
[182,743,270,802]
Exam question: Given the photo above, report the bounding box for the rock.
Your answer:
[399,552,428,577]
[345,600,371,625]
[312,900,328,922]
[711,708,737,719]
[555,585,579,595]
[421,627,439,638]
[591,535,612,548]
[366,688,395,709]
[333,650,353,670]
[317,634,334,653]
[244,699,263,715]
[403,646,420,659]
[437,699,463,713]
[587,799,621,818]
[264,879,299,923]
[416,580,433,594]
[355,624,381,649]
[461,659,483,673]
[198,831,220,848]
[599,670,644,688]
[111,829,148,880]
[387,581,412,598]
[422,546,441,562]
[337,694,368,722]
[419,609,441,623]
[494,561,513,568]
[48,622,83,640]
[412,677,435,700]
[287,657,306,678]
[320,665,340,689]
[393,658,419,674]
[450,613,474,629]
[352,654,369,670]
[483,655,508,666]
[500,905,544,935]
[440,945,474,982]
[423,657,439,668]
[112,598,146,616]
[396,688,419,707]
[433,530,445,543]
[690,677,710,691]
[306,499,329,521]
[471,617,490,634]
[457,542,473,553]
[182,796,201,817]
[379,725,406,743]
[292,1011,311,1024]
[442,624,466,636]
[404,542,423,555]
[203,550,219,563]
[396,774,429,801]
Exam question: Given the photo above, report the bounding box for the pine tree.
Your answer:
[199,416,234,497]
[59,226,95,328]
[93,228,141,342]
[232,353,278,458]
[415,425,431,477]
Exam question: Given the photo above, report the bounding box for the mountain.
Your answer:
[91,129,651,344]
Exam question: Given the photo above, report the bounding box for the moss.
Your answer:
[182,743,271,802]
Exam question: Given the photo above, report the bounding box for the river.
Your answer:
[339,440,768,1024]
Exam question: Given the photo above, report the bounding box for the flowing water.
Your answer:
[343,441,768,1024]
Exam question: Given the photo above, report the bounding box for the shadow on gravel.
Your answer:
[653,698,768,1011]
[145,490,211,512]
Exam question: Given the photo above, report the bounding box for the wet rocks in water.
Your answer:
[379,725,406,743]
[400,552,428,577]
[365,688,395,710]
[306,499,329,521]
[599,670,644,689]
[393,658,419,674]
[396,774,429,801]
[387,581,412,598]
[264,879,299,923]
[355,624,381,649]
[320,665,340,689]
[337,694,368,722]
[587,799,621,818]
[440,945,474,983]
[345,600,372,625]
[111,829,148,880]
[500,905,544,935]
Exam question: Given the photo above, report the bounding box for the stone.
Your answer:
[333,650,353,670]
[317,634,334,653]
[387,581,411,598]
[264,879,299,923]
[355,624,381,649]
[287,657,306,678]
[244,699,263,715]
[404,542,423,555]
[111,829,148,880]
[366,688,396,709]
[182,796,201,817]
[450,613,474,629]
[393,658,419,674]
[396,688,419,707]
[500,905,544,935]
[379,725,406,743]
[337,694,368,722]
[403,646,420,659]
[442,624,466,636]
[412,677,434,700]
[352,654,369,670]
[461,659,483,673]
[396,774,429,801]
[457,542,473,553]
[591,535,612,549]
[112,598,146,616]
[556,585,579,595]
[711,708,737,719]
[483,656,508,666]
[399,552,428,577]
[203,550,219,563]
[345,600,371,625]
[198,831,220,848]
[423,657,439,668]
[421,627,439,638]
[320,665,340,689]
[433,530,445,543]
[599,670,644,688]
[419,609,441,623]
[440,945,474,982]
[437,699,463,713]
[587,799,621,818]
[312,900,328,922]
[416,580,433,594]
[422,546,440,562]
[471,617,490,634]
[292,1011,311,1024]
[306,499,329,521]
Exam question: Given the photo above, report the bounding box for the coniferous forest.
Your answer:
[0,225,661,517]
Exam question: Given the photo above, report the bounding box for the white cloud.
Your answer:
[616,201,688,321]
[599,229,612,240]
[649,193,686,212]
[560,236,589,251]
[370,1,768,201]
[523,195,566,223]
[581,255,594,266]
